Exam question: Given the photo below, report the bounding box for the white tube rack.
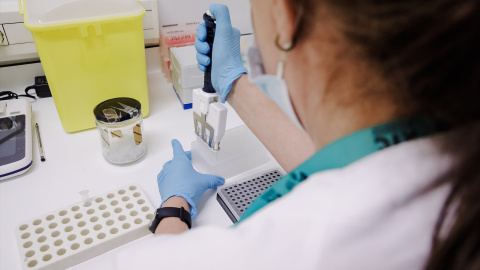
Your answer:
[15,184,155,270]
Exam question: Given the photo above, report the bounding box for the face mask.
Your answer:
[246,39,305,132]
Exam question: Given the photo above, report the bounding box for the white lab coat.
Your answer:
[116,132,455,270]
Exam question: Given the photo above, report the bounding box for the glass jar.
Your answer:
[94,97,146,164]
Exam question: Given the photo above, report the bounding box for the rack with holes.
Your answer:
[217,169,284,223]
[15,185,155,270]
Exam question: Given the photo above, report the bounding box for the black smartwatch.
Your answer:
[149,207,192,233]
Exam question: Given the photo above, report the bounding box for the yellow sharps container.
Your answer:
[19,0,149,132]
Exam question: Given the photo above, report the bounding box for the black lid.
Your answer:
[94,97,141,123]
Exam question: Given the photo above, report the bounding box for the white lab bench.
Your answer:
[0,47,279,270]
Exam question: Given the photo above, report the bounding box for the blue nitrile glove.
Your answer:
[195,4,248,103]
[157,139,225,218]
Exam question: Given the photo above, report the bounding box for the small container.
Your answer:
[94,98,146,164]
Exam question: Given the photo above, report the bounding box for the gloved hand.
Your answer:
[157,139,225,218]
[195,4,247,103]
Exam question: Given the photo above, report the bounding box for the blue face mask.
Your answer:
[246,39,305,132]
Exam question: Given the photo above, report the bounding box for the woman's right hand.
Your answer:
[195,4,247,103]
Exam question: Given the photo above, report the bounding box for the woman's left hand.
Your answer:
[157,139,225,218]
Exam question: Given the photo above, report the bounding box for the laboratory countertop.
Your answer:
[0,47,279,270]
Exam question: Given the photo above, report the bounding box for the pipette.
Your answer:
[193,10,227,151]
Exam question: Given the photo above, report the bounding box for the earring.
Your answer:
[274,33,295,52]
[274,34,291,78]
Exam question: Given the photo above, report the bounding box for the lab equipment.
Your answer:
[195,4,247,103]
[157,139,225,218]
[79,190,93,207]
[35,123,45,162]
[170,46,204,109]
[217,169,283,223]
[0,99,33,180]
[192,11,228,151]
[15,184,154,270]
[191,125,271,179]
[19,0,149,133]
[94,97,146,165]
[192,89,227,151]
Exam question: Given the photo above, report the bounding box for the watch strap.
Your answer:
[149,207,192,233]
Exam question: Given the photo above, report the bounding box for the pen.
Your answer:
[35,123,46,162]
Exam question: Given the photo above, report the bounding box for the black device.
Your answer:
[202,13,216,94]
[0,76,51,101]
[32,76,52,98]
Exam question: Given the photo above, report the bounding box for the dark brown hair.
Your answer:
[287,0,480,269]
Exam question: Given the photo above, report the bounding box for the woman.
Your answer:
[119,1,480,269]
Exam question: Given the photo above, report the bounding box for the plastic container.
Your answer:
[94,98,146,165]
[19,0,149,133]
[191,125,270,179]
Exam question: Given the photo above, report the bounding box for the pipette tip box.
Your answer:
[170,46,204,110]
[15,184,154,270]
[173,85,193,110]
[217,169,284,223]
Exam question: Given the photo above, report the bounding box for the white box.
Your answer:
[170,45,204,109]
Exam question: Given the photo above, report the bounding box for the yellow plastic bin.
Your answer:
[19,0,149,133]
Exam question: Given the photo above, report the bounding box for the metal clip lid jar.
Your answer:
[94,97,146,165]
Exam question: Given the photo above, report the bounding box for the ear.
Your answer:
[272,0,296,49]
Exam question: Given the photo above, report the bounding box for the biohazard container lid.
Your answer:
[94,97,142,123]
[21,0,144,27]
